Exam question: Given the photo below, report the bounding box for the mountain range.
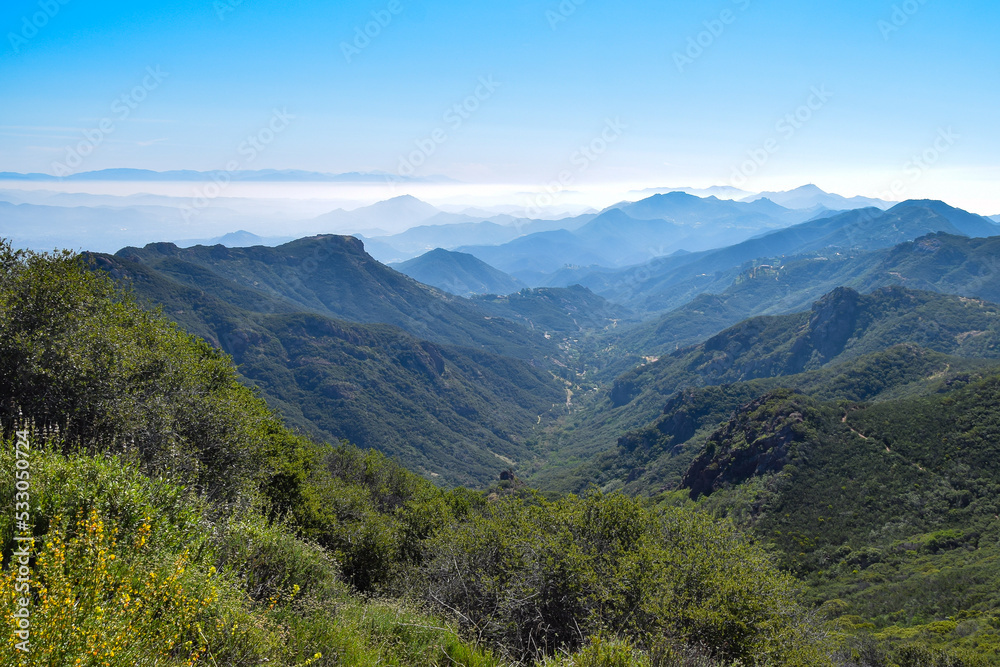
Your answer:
[562,200,999,313]
[392,248,526,297]
[456,193,821,282]
[0,168,455,182]
[111,235,556,362]
[87,241,566,486]
[739,183,895,210]
[40,184,1000,661]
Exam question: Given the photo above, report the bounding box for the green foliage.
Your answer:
[538,637,653,667]
[413,491,828,665]
[542,344,991,498]
[473,285,635,335]
[109,235,556,360]
[16,238,1000,665]
[90,249,565,487]
[0,441,501,667]
[640,369,1000,661]
[0,243,285,500]
[534,284,1000,495]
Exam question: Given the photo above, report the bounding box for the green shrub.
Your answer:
[414,491,829,665]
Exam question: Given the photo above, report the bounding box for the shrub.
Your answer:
[413,491,829,665]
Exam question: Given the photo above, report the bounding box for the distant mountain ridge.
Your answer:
[113,235,557,362]
[603,230,1000,379]
[86,250,563,486]
[393,248,526,297]
[740,184,895,210]
[0,168,456,183]
[458,194,818,281]
[176,230,295,247]
[567,200,1000,313]
[611,285,1000,408]
[312,195,443,233]
[629,185,755,200]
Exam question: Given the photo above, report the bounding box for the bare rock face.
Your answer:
[682,390,811,499]
[804,286,861,363]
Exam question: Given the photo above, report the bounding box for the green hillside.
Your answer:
[472,284,635,334]
[539,286,1000,478]
[678,380,1000,658]
[393,247,527,297]
[603,232,1000,371]
[86,252,564,488]
[0,241,841,666]
[112,236,556,362]
[538,342,1000,659]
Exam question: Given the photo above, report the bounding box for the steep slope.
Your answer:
[611,287,1000,411]
[856,233,1000,303]
[531,286,1000,487]
[609,232,1000,369]
[471,285,634,334]
[589,346,992,497]
[393,248,526,297]
[577,201,999,313]
[601,253,880,376]
[114,235,556,362]
[677,382,1000,654]
[88,252,564,487]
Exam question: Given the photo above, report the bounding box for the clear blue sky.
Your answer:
[2,0,998,211]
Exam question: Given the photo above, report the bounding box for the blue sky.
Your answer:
[2,0,998,212]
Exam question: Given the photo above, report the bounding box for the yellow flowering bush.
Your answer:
[1,508,219,666]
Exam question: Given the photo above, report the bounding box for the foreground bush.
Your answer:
[412,491,830,665]
[0,443,502,666]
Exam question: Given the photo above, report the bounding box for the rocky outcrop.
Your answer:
[682,390,811,499]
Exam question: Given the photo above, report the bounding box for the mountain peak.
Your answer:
[368,194,437,210]
[394,247,525,297]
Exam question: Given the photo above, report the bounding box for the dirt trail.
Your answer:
[843,412,890,451]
